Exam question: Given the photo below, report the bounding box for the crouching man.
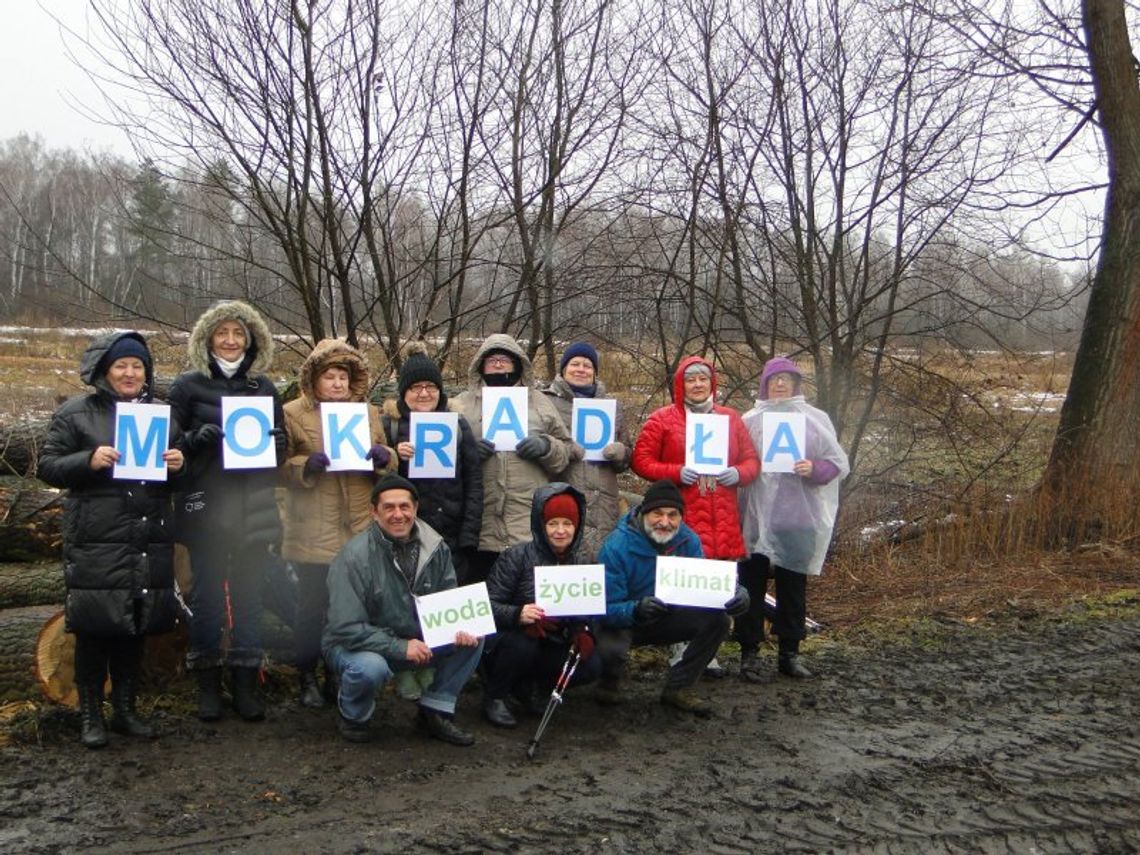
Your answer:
[596,480,748,717]
[323,474,484,745]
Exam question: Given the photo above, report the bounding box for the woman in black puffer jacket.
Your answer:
[39,331,184,748]
[169,300,285,723]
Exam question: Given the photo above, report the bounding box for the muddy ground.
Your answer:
[2,607,1139,854]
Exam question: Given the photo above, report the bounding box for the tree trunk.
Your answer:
[1043,0,1140,536]
[0,478,63,560]
[0,563,64,610]
[0,421,50,479]
[0,605,65,704]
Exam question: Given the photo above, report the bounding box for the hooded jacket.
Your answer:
[630,356,760,559]
[597,505,704,628]
[485,483,587,630]
[542,376,631,561]
[38,331,180,636]
[452,334,574,552]
[168,300,285,547]
[281,339,395,565]
[322,517,455,661]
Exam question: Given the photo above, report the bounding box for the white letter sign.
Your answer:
[408,412,459,478]
[572,399,615,462]
[321,402,372,472]
[482,387,528,451]
[533,564,607,617]
[113,402,170,481]
[761,411,806,473]
[685,412,729,475]
[222,396,277,470]
[655,555,737,609]
[416,582,497,648]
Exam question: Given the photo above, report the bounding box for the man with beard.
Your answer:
[594,480,748,717]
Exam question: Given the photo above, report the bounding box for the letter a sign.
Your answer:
[761,412,806,473]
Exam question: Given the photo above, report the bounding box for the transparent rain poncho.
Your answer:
[738,396,850,575]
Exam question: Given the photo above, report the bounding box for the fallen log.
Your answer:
[0,562,64,610]
[0,420,49,478]
[0,476,63,561]
[0,605,67,704]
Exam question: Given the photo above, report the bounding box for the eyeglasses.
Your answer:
[484,355,513,368]
[408,382,439,395]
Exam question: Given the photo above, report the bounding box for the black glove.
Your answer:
[476,438,497,460]
[724,588,750,617]
[188,423,223,452]
[304,452,330,477]
[516,434,550,460]
[635,596,669,624]
[366,444,391,469]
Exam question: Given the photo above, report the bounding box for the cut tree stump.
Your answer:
[0,562,64,610]
[0,605,69,704]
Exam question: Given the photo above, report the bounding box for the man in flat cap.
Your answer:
[323,474,484,745]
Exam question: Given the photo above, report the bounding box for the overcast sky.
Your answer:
[1,1,131,154]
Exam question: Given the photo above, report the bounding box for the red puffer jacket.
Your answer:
[631,355,760,559]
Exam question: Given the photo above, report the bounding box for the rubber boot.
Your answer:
[110,676,155,738]
[194,667,224,722]
[77,684,109,749]
[231,667,266,722]
[299,669,324,709]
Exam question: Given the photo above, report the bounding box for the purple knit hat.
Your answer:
[759,357,802,400]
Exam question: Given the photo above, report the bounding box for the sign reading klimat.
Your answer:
[415,582,497,648]
[655,556,738,609]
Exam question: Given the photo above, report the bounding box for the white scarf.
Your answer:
[212,352,245,379]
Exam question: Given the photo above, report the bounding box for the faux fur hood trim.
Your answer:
[187,300,274,375]
[299,338,371,404]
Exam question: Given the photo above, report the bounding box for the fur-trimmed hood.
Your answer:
[298,338,371,405]
[465,334,533,388]
[186,300,274,376]
[79,330,155,401]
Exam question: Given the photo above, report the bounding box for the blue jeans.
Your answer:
[326,640,484,724]
[185,540,267,669]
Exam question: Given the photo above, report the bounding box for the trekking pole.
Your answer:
[525,646,581,760]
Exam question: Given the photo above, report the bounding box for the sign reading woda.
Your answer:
[654,556,738,609]
[415,582,497,648]
[533,564,607,617]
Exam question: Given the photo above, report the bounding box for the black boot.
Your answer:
[194,667,224,722]
[77,684,109,749]
[110,676,155,738]
[231,667,266,722]
[778,652,813,679]
[299,669,324,709]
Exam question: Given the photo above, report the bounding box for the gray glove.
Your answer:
[679,466,699,485]
[516,434,550,460]
[724,588,750,617]
[602,441,626,461]
[476,438,496,460]
[716,467,740,486]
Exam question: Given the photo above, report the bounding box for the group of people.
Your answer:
[41,299,849,750]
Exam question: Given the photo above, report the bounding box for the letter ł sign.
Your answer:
[761,412,806,473]
[533,564,607,616]
[572,399,615,462]
[482,387,528,451]
[655,555,738,609]
[222,396,277,470]
[408,412,458,478]
[685,413,729,475]
[113,402,170,481]
[416,582,497,648]
[321,402,371,472]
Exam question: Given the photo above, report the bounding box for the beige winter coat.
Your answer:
[280,339,395,564]
[452,334,574,553]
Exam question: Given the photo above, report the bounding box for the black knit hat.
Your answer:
[100,335,152,374]
[398,349,444,399]
[640,479,685,514]
[371,473,419,505]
